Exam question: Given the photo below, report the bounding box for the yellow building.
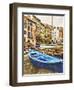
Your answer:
[32,16,52,44]
[24,16,37,47]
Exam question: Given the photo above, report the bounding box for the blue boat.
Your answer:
[28,49,63,73]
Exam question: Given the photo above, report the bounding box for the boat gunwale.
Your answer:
[28,50,63,64]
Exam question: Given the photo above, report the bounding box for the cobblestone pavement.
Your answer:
[24,55,55,75]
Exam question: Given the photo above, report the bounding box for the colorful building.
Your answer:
[51,26,63,44]
[59,27,63,44]
[24,15,63,48]
[32,16,52,44]
[24,15,37,47]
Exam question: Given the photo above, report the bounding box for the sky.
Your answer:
[35,15,64,27]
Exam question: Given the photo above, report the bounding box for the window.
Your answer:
[28,25,30,30]
[24,30,26,34]
[24,19,27,28]
[24,38,25,42]
[28,21,32,31]
[28,32,32,38]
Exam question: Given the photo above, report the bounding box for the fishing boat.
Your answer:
[28,49,63,73]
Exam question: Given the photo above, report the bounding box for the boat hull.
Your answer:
[29,49,63,73]
[30,58,63,73]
